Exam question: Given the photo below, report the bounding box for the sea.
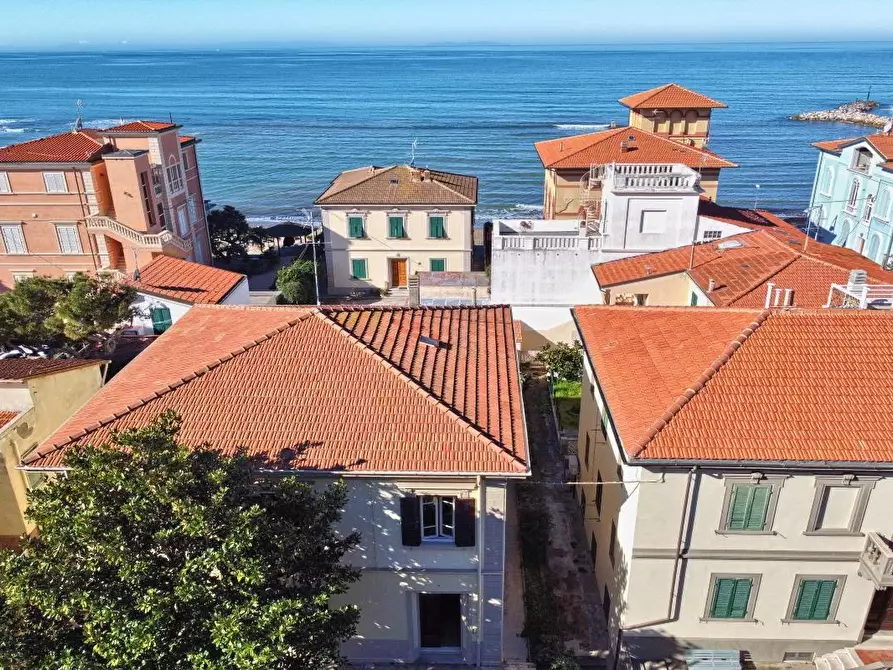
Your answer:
[1,43,892,224]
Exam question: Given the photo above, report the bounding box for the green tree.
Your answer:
[0,412,360,669]
[276,259,317,304]
[535,341,583,381]
[208,205,269,259]
[0,274,136,353]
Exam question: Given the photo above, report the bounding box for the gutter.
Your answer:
[630,457,893,473]
[18,464,532,478]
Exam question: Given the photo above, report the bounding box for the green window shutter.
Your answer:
[690,292,698,306]
[389,216,404,238]
[429,216,445,238]
[348,216,364,238]
[729,579,752,618]
[727,485,770,531]
[150,306,172,334]
[711,578,751,619]
[745,486,771,530]
[351,259,366,279]
[430,258,445,272]
[794,580,836,620]
[727,486,750,530]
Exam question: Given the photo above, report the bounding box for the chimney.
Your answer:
[421,169,430,182]
[783,288,794,307]
[707,278,715,292]
[764,281,776,309]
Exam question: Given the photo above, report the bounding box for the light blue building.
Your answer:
[809,133,893,266]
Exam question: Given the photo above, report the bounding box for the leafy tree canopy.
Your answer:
[0,412,360,669]
[0,274,136,352]
[208,205,269,259]
[535,341,583,381]
[276,259,317,304]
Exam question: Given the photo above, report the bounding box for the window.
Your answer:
[786,576,845,623]
[152,167,163,195]
[719,476,785,533]
[166,157,184,192]
[181,150,190,171]
[702,230,722,241]
[139,172,156,227]
[634,293,648,306]
[847,178,860,212]
[350,258,368,280]
[188,196,198,225]
[639,210,665,234]
[430,258,446,272]
[608,521,616,568]
[0,172,10,194]
[11,272,33,284]
[584,433,591,468]
[806,476,877,535]
[853,148,872,173]
[589,532,597,565]
[877,187,892,221]
[704,575,760,621]
[837,219,851,247]
[603,585,611,622]
[43,172,67,193]
[1,224,27,254]
[868,234,882,263]
[428,215,446,239]
[690,292,698,306]
[157,203,167,229]
[418,593,461,649]
[829,215,838,232]
[580,489,587,518]
[421,495,455,540]
[347,216,365,239]
[176,206,189,236]
[863,194,875,223]
[820,166,834,195]
[595,471,604,515]
[150,306,173,334]
[55,224,82,254]
[388,215,405,238]
[783,652,816,663]
[599,410,609,443]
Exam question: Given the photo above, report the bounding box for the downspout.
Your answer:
[611,466,698,670]
[476,475,486,667]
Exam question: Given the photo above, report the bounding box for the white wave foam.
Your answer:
[0,128,25,133]
[81,118,134,129]
[553,123,609,131]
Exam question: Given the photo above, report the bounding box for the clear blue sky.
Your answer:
[2,0,892,50]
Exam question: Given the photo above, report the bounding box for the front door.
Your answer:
[419,593,461,650]
[865,588,893,636]
[390,258,408,288]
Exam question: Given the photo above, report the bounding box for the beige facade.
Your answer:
[321,206,473,294]
[599,273,708,307]
[0,362,105,543]
[575,355,891,663]
[627,107,713,148]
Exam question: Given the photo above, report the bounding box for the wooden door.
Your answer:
[390,259,407,287]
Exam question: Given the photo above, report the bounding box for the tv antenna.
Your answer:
[74,99,85,131]
[409,138,418,167]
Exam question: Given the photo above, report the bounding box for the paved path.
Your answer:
[503,483,529,663]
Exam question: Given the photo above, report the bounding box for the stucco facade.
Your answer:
[810,137,893,266]
[129,277,250,335]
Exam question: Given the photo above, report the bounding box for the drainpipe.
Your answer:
[611,467,698,670]
[476,475,485,667]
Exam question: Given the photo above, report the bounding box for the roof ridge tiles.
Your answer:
[23,313,314,465]
[316,309,527,472]
[630,309,773,458]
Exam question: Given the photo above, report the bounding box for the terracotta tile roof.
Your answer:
[0,130,107,163]
[813,133,893,159]
[856,650,893,665]
[882,160,893,172]
[315,165,478,206]
[595,221,893,308]
[0,411,20,431]
[619,84,727,110]
[0,358,103,381]
[130,256,245,305]
[535,126,737,170]
[104,120,178,133]
[575,306,893,462]
[25,305,528,475]
[812,137,860,154]
[697,198,791,230]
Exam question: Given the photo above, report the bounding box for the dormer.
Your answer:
[619,83,727,149]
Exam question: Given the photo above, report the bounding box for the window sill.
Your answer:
[700,617,758,624]
[803,530,863,537]
[348,237,368,241]
[714,530,778,536]
[781,619,840,625]
[426,237,450,241]
[386,236,408,240]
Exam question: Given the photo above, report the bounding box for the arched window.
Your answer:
[820,166,834,195]
[829,215,837,232]
[684,110,699,135]
[837,219,851,247]
[868,234,882,262]
[877,187,892,221]
[863,194,875,222]
[847,178,860,212]
[165,154,184,192]
[670,110,684,135]
[853,147,873,172]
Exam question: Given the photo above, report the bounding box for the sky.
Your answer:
[1,0,892,50]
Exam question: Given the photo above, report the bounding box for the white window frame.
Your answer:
[43,171,68,194]
[187,196,198,226]
[852,148,873,173]
[11,271,34,284]
[176,205,189,237]
[847,177,861,213]
[819,166,834,196]
[804,475,877,536]
[420,495,455,542]
[0,172,10,194]
[55,223,82,254]
[1,224,28,254]
[166,156,184,193]
[878,186,892,222]
[863,194,875,223]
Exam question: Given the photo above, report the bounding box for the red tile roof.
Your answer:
[25,305,528,475]
[813,133,893,159]
[575,306,893,462]
[104,120,178,133]
[130,256,245,305]
[619,83,727,110]
[179,135,197,145]
[535,126,737,170]
[316,165,478,205]
[594,222,893,308]
[0,358,103,381]
[0,411,20,431]
[697,198,791,230]
[0,130,107,164]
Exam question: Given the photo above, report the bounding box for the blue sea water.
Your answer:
[1,44,892,221]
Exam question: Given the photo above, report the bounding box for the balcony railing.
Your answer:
[493,234,605,251]
[603,162,700,193]
[859,532,893,587]
[826,283,893,310]
[86,215,193,256]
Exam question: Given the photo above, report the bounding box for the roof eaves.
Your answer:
[630,309,773,459]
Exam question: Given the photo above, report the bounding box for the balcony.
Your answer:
[826,282,893,310]
[859,532,893,587]
[603,163,701,194]
[86,215,193,258]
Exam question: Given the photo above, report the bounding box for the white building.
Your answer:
[573,305,893,664]
[125,255,249,335]
[24,303,529,667]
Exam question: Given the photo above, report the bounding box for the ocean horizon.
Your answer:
[1,43,892,223]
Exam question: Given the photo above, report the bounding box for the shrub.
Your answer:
[535,342,583,381]
[276,259,317,304]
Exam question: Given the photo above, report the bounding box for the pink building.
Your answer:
[0,121,212,289]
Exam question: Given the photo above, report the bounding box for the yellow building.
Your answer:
[535,84,737,219]
[0,358,105,545]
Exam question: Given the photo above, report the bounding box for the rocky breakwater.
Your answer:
[791,100,891,129]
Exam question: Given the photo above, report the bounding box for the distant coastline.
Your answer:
[790,100,892,129]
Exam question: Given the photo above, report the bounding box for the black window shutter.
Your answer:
[400,496,421,546]
[454,498,476,547]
